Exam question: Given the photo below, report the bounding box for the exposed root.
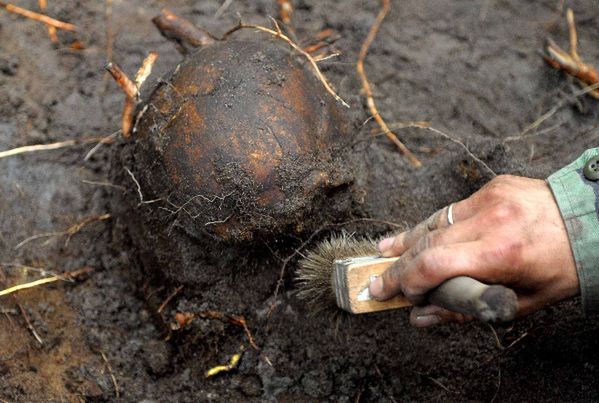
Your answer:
[205,346,245,378]
[386,122,497,177]
[313,52,340,63]
[304,28,339,53]
[105,62,138,98]
[0,136,109,160]
[101,352,120,399]
[505,82,599,141]
[222,18,350,108]
[267,225,327,318]
[16,299,43,344]
[157,285,184,314]
[124,167,163,205]
[153,8,216,53]
[226,315,259,351]
[277,0,293,25]
[214,0,234,20]
[0,267,93,298]
[0,267,44,344]
[172,310,260,351]
[357,0,421,167]
[81,179,125,191]
[38,0,58,43]
[14,214,111,250]
[199,311,259,351]
[83,131,119,161]
[135,52,159,89]
[411,370,458,394]
[105,0,113,63]
[106,52,159,137]
[544,8,599,99]
[0,0,76,31]
[65,213,111,239]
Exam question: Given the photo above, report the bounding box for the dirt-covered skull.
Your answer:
[131,37,353,241]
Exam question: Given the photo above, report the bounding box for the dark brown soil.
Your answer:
[1,0,599,402]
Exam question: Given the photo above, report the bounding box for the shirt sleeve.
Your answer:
[547,148,599,315]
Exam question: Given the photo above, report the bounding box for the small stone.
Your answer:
[142,340,172,376]
[301,370,333,399]
[238,375,263,397]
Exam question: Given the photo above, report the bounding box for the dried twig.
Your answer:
[0,140,74,159]
[303,28,339,54]
[222,19,349,108]
[124,168,162,205]
[544,8,599,99]
[357,0,421,167]
[81,179,125,191]
[65,213,111,238]
[38,0,58,42]
[0,0,76,31]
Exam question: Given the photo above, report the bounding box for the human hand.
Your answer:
[368,175,579,327]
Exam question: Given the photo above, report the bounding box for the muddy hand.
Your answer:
[369,175,579,327]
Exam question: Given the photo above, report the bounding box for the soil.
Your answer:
[1,0,599,402]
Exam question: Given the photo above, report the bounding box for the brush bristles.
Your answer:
[296,233,378,315]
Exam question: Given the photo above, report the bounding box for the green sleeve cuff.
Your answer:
[547,148,599,315]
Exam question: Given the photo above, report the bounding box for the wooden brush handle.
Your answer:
[428,276,518,322]
[335,257,518,322]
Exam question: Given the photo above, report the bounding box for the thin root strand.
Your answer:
[0,0,76,31]
[357,0,421,167]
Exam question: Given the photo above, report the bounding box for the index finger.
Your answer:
[378,199,473,257]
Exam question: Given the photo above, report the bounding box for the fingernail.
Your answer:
[377,238,394,255]
[369,276,384,299]
[412,315,441,328]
